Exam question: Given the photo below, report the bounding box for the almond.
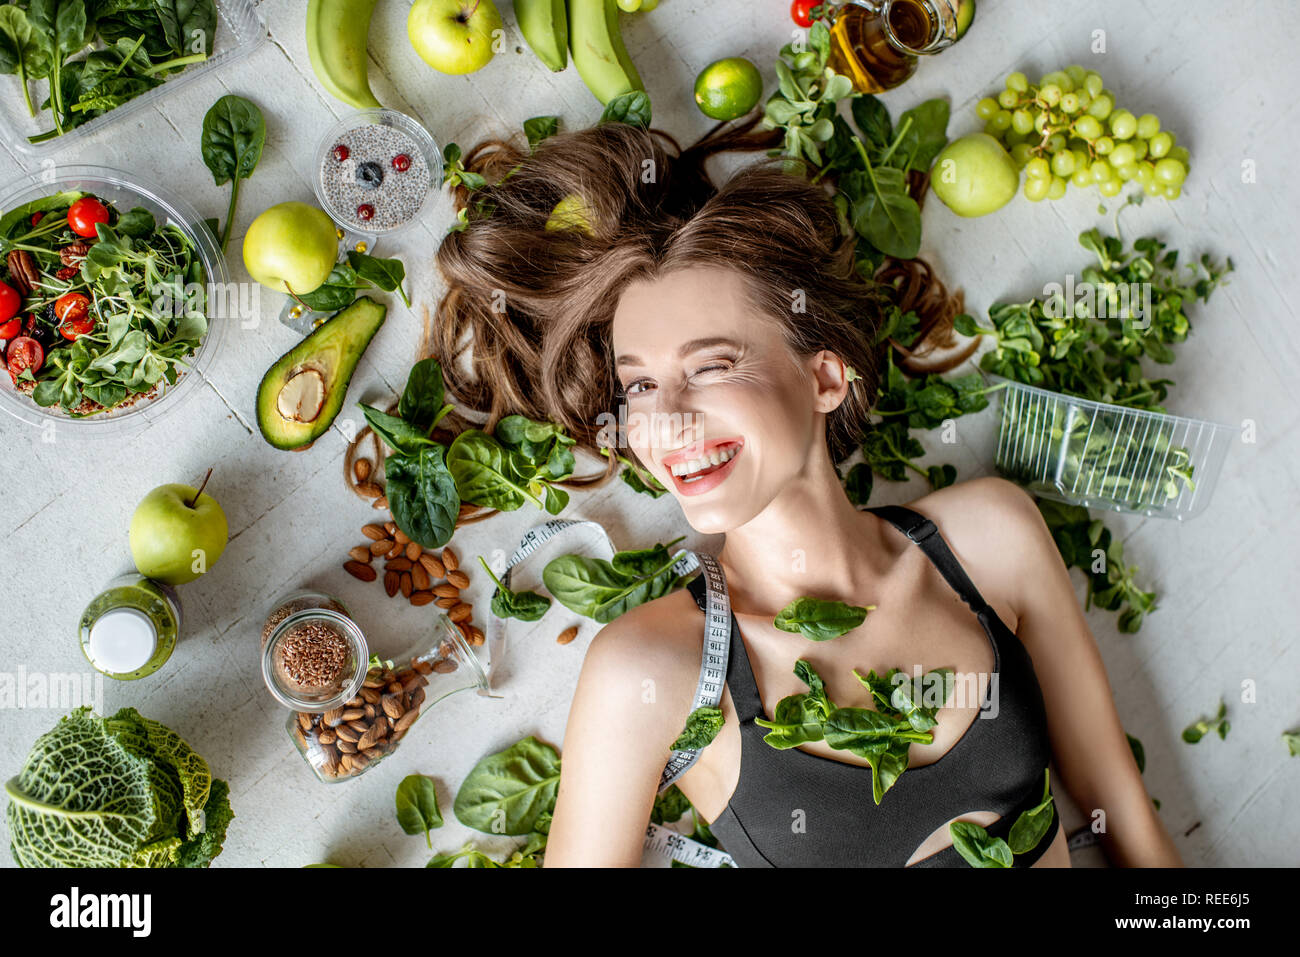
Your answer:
[384,521,397,536]
[335,725,360,743]
[418,553,446,578]
[405,542,423,561]
[435,596,459,609]
[357,724,381,751]
[323,707,345,727]
[384,570,399,597]
[408,686,426,711]
[348,545,373,563]
[345,696,364,708]
[436,640,454,658]
[354,458,373,482]
[344,560,377,582]
[433,659,459,674]
[442,547,459,571]
[387,680,403,695]
[360,747,382,761]
[374,495,388,509]
[358,481,384,499]
[360,686,382,705]
[410,564,430,590]
[400,571,413,597]
[364,703,376,719]
[393,527,409,544]
[369,539,392,556]
[362,675,384,689]
[410,590,436,606]
[446,569,470,589]
[433,583,460,598]
[362,524,387,541]
[319,729,337,745]
[556,625,579,645]
[297,712,312,731]
[386,540,404,560]
[348,719,369,733]
[394,709,419,733]
[381,696,404,720]
[413,659,434,675]
[456,620,473,642]
[341,708,364,721]
[386,557,413,573]
[468,624,485,644]
[350,752,370,770]
[402,672,426,693]
[449,602,473,623]
[340,752,354,771]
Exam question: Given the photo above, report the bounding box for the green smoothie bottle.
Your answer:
[78,573,183,680]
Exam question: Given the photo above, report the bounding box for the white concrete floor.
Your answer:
[1,0,1296,868]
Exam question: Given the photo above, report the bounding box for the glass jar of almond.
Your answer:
[285,612,488,782]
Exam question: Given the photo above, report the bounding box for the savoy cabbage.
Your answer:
[5,707,233,867]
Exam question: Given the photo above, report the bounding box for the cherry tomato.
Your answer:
[0,317,19,340]
[0,280,20,323]
[30,211,43,227]
[6,336,43,383]
[54,292,90,324]
[791,0,821,27]
[67,196,110,238]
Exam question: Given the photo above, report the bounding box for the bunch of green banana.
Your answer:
[515,0,645,105]
[307,0,383,109]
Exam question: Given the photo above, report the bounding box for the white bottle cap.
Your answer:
[88,608,157,674]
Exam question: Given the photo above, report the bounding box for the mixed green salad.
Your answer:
[0,0,218,142]
[0,188,208,415]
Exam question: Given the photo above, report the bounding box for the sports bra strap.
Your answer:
[865,504,991,616]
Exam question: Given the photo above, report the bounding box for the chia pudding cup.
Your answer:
[262,593,368,713]
[313,108,441,236]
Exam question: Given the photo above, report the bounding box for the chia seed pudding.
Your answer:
[319,123,432,232]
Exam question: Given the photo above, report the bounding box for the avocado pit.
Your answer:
[277,369,327,423]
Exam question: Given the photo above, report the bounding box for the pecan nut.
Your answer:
[59,243,90,267]
[5,250,38,297]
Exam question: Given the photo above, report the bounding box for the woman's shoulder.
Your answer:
[579,584,710,688]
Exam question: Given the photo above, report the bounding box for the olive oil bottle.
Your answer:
[826,0,972,95]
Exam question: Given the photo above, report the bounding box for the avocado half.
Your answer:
[256,296,387,450]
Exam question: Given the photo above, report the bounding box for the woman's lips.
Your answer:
[665,440,744,497]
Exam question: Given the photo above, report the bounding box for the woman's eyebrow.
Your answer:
[615,337,743,369]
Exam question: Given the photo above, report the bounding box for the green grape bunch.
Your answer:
[974,65,1191,203]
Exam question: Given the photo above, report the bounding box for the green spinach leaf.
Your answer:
[600,90,651,128]
[453,736,561,836]
[671,707,724,751]
[200,94,265,253]
[385,444,460,549]
[773,596,874,641]
[478,555,551,622]
[395,774,443,849]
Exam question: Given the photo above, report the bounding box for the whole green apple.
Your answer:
[242,201,339,295]
[129,483,229,586]
[929,132,1020,217]
[408,0,502,75]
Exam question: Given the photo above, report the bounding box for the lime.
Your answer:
[954,0,976,39]
[693,57,763,121]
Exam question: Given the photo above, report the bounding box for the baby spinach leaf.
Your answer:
[773,596,874,641]
[116,206,155,238]
[347,251,410,308]
[395,774,443,849]
[888,667,955,733]
[651,784,693,825]
[894,98,949,171]
[0,5,53,116]
[850,161,920,259]
[823,707,930,804]
[447,429,539,511]
[397,356,448,433]
[153,0,216,57]
[671,707,724,751]
[200,94,264,253]
[949,820,1013,867]
[523,114,559,150]
[850,94,892,154]
[541,542,686,623]
[478,555,551,622]
[755,658,838,749]
[295,263,360,312]
[600,90,651,129]
[385,445,460,549]
[358,402,435,456]
[453,736,561,836]
[610,537,684,578]
[1007,769,1054,854]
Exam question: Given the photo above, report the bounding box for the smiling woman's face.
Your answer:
[611,265,831,534]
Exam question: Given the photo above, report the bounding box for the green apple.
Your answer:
[129,482,229,586]
[408,0,502,75]
[929,132,1020,217]
[242,201,339,295]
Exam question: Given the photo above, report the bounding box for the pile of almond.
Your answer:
[292,654,458,779]
[343,526,484,647]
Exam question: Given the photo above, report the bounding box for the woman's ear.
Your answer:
[808,350,851,414]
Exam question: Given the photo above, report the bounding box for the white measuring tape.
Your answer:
[481,518,738,867]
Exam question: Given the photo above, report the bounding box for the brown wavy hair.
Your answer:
[427,118,887,482]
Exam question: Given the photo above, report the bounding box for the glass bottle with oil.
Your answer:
[827,0,973,94]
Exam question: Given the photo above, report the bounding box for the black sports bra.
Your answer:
[679,503,1059,867]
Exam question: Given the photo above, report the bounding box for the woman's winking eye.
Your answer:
[621,355,736,397]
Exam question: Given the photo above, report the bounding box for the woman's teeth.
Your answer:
[671,445,739,481]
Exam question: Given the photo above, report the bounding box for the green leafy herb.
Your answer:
[442,143,486,191]
[447,420,575,516]
[397,357,451,433]
[1007,769,1055,854]
[671,707,724,751]
[384,444,460,549]
[773,596,875,641]
[651,784,693,825]
[395,774,443,849]
[754,658,838,749]
[479,555,552,623]
[199,94,264,252]
[949,820,1013,868]
[359,403,436,456]
[347,250,410,308]
[453,735,561,836]
[542,540,692,623]
[599,90,651,129]
[1284,731,1300,757]
[1182,698,1229,744]
[523,114,559,150]
[0,5,52,117]
[599,447,668,498]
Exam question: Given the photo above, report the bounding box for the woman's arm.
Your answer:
[945,477,1184,867]
[543,602,701,867]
